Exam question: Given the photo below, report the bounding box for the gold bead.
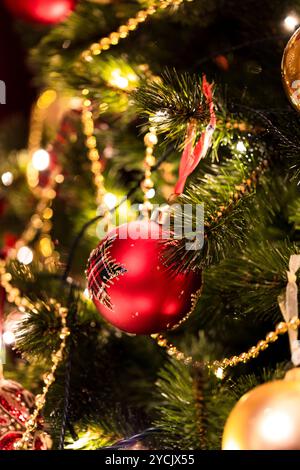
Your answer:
[90,43,101,55]
[266,331,278,342]
[109,32,120,45]
[249,346,259,358]
[127,18,138,30]
[257,340,268,351]
[86,136,97,148]
[144,132,158,147]
[136,11,147,22]
[88,149,99,161]
[146,6,157,15]
[240,352,248,363]
[99,37,110,49]
[276,321,288,334]
[118,25,129,38]
[145,155,156,167]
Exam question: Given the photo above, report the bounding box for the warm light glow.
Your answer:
[1,171,13,186]
[259,409,294,444]
[236,141,247,153]
[17,246,33,265]
[39,237,54,258]
[55,174,65,184]
[145,188,155,199]
[284,15,299,31]
[3,331,15,346]
[215,367,224,380]
[32,149,50,171]
[43,208,53,220]
[37,89,57,109]
[110,69,129,89]
[104,192,118,210]
[83,288,91,300]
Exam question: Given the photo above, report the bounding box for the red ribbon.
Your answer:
[174,75,216,195]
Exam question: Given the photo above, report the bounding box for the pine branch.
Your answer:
[164,150,268,272]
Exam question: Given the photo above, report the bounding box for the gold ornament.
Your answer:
[282,27,300,111]
[222,368,300,450]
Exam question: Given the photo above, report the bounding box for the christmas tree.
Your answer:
[1,0,300,452]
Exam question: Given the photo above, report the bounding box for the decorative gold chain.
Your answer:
[141,126,158,214]
[152,317,300,377]
[81,89,107,206]
[15,302,70,450]
[80,0,192,62]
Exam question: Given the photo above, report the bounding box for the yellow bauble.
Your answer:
[222,369,300,450]
[282,27,300,111]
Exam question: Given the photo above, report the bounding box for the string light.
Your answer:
[17,246,33,265]
[104,192,118,210]
[1,171,13,186]
[83,288,91,300]
[109,69,129,89]
[2,330,15,346]
[236,141,247,153]
[284,14,299,32]
[215,367,224,380]
[32,149,50,171]
[145,188,156,199]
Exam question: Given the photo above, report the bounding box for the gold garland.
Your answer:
[15,302,70,450]
[152,317,300,377]
[80,0,192,62]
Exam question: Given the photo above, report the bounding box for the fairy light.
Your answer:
[1,171,13,186]
[83,288,91,300]
[2,331,15,346]
[32,149,50,171]
[104,192,118,210]
[284,14,299,31]
[109,69,129,89]
[145,188,155,199]
[215,367,224,380]
[39,237,54,258]
[236,141,246,153]
[17,246,33,265]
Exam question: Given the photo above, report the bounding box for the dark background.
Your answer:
[0,1,35,122]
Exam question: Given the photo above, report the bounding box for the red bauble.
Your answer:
[0,379,50,450]
[87,220,201,335]
[3,0,75,25]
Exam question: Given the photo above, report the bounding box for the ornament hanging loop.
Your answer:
[278,254,300,366]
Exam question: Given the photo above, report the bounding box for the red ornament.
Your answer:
[0,379,50,450]
[87,220,201,335]
[3,0,75,25]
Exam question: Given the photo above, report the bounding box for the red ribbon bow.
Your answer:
[174,75,216,195]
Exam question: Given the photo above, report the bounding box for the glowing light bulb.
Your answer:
[215,367,224,380]
[3,331,15,346]
[236,141,247,153]
[32,149,50,171]
[110,69,129,89]
[145,188,155,199]
[104,192,117,210]
[1,171,13,186]
[284,15,299,31]
[17,246,33,265]
[83,288,91,300]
